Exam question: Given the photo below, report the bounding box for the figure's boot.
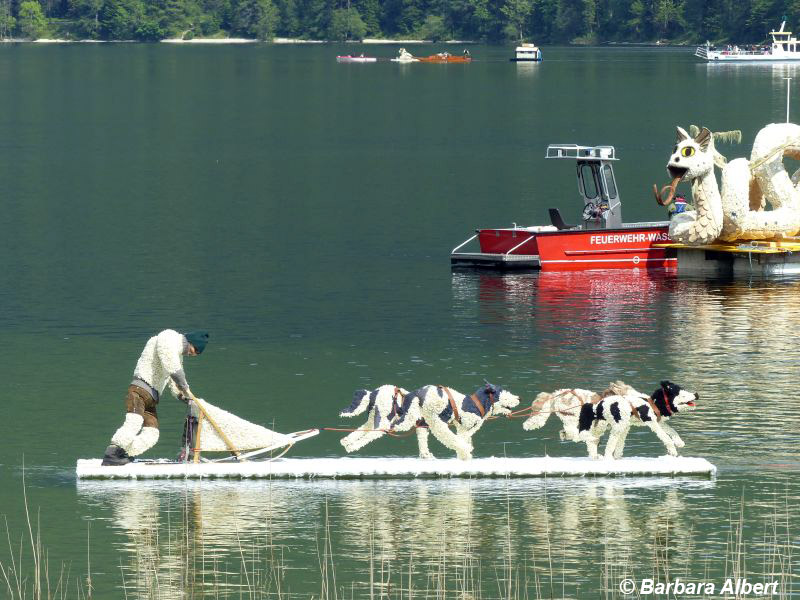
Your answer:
[101,444,132,466]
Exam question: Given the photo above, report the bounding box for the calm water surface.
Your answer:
[0,43,798,598]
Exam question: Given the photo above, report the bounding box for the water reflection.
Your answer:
[514,62,541,79]
[452,269,676,382]
[77,477,717,599]
[662,277,800,467]
[451,270,800,467]
[699,61,800,78]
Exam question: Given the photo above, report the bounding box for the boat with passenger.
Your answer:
[695,21,800,62]
[510,43,542,62]
[417,51,471,63]
[450,144,675,271]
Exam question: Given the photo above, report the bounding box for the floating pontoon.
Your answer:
[657,239,800,275]
[76,455,716,480]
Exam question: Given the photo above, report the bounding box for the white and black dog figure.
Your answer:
[339,385,410,453]
[522,382,635,458]
[392,383,520,460]
[578,381,699,460]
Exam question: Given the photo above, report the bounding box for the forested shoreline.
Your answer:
[2,0,800,46]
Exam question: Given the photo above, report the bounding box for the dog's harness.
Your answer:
[437,385,498,424]
[387,387,405,421]
[630,390,672,422]
[660,388,674,416]
[638,389,672,422]
[470,389,496,418]
[438,385,462,423]
[558,389,595,416]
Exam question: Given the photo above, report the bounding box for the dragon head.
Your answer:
[654,126,715,206]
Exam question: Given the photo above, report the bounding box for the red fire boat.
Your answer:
[450,144,676,271]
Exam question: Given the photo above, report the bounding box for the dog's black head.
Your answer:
[652,380,699,415]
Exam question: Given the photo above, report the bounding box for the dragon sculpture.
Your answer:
[653,123,800,245]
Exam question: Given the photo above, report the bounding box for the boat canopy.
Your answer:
[770,22,799,52]
[546,144,623,229]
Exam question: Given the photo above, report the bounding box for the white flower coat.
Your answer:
[132,329,189,399]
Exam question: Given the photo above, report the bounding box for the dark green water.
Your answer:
[1,43,798,598]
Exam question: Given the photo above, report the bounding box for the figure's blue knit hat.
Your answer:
[185,330,209,354]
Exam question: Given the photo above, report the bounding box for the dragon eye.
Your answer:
[681,147,695,157]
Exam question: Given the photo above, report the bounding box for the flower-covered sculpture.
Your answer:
[654,124,800,244]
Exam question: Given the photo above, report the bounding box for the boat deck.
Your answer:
[450,252,540,268]
[76,456,717,480]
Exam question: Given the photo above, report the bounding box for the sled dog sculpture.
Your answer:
[522,381,637,457]
[339,385,410,453]
[392,383,520,460]
[578,381,698,459]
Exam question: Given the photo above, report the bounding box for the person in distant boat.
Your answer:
[101,329,209,466]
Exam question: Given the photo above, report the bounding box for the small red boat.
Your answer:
[450,144,676,271]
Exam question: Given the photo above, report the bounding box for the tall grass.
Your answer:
[1,478,796,599]
[0,468,92,600]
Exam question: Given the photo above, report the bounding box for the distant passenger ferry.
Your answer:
[695,21,800,61]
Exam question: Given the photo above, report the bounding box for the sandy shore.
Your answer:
[362,38,477,44]
[273,38,326,44]
[162,37,257,44]
[6,36,477,44]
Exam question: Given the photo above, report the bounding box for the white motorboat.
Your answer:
[510,43,542,62]
[696,21,800,62]
[336,54,377,63]
[391,47,418,63]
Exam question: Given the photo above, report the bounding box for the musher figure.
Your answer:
[101,329,209,466]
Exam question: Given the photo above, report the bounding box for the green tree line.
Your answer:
[2,0,800,44]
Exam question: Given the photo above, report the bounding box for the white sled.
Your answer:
[178,398,319,463]
[78,398,320,478]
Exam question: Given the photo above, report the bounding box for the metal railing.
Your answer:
[451,234,477,255]
[450,232,537,257]
[546,144,616,161]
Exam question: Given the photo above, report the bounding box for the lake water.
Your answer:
[0,43,798,598]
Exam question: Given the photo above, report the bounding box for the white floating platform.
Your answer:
[76,455,716,480]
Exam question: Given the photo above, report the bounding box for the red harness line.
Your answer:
[661,388,673,416]
[321,426,421,437]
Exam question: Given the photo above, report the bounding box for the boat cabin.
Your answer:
[770,22,800,54]
[545,144,623,230]
[511,43,542,62]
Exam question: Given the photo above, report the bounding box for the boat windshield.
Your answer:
[580,163,599,199]
[602,164,617,198]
